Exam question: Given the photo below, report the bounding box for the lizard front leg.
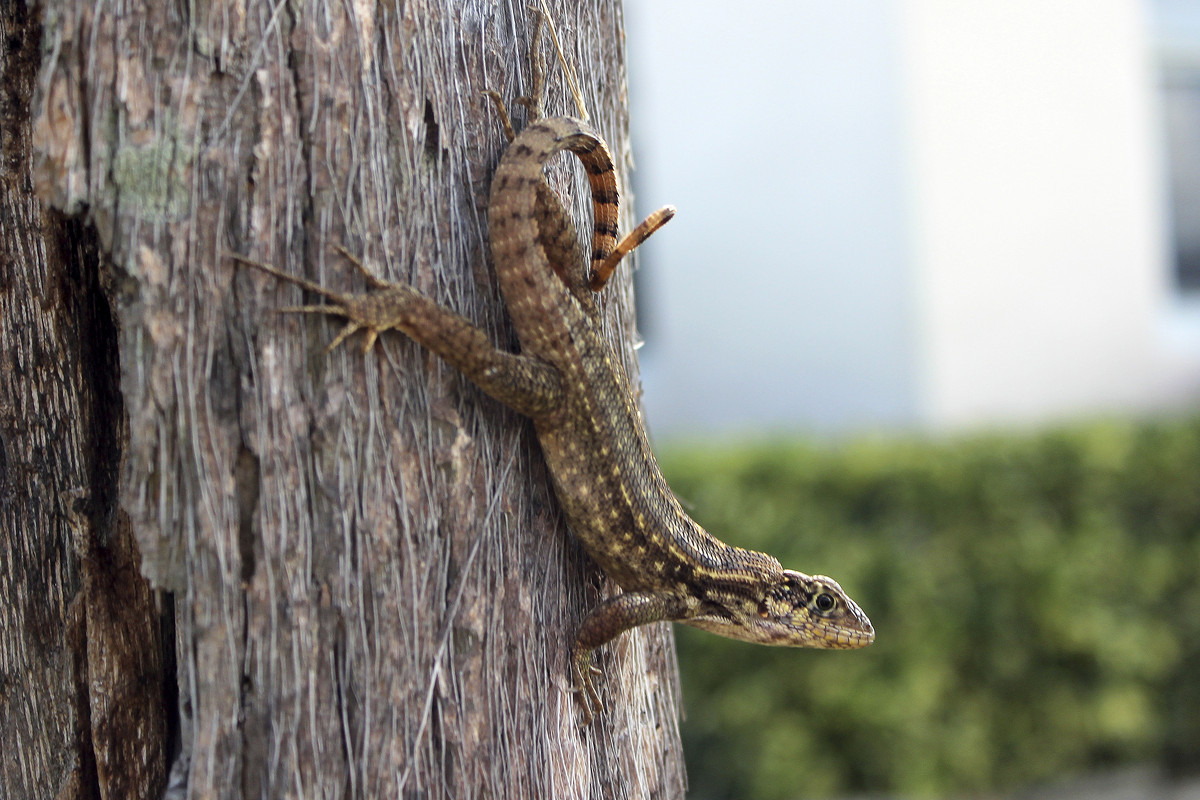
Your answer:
[571,591,693,724]
[229,252,564,419]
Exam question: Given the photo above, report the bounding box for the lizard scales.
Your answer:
[490,118,873,715]
[492,120,819,612]
[234,114,874,724]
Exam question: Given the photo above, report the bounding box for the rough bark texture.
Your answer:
[2,0,686,798]
[2,2,171,798]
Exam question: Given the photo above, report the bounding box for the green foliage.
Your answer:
[659,417,1200,799]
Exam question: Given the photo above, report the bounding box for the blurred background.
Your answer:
[621,1,1200,798]
[626,0,1200,437]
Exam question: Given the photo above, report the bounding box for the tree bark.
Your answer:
[1,0,686,798]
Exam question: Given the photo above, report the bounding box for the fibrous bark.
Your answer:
[2,0,686,797]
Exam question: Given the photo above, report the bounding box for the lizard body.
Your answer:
[232,104,873,726]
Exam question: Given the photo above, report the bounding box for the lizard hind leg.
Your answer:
[480,12,547,142]
[510,5,589,127]
[227,252,348,302]
[331,244,391,290]
[230,250,391,355]
[515,11,547,121]
[483,90,518,142]
[269,301,368,354]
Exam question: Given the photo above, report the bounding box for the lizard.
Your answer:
[229,20,874,725]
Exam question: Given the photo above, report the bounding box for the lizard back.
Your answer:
[487,118,785,595]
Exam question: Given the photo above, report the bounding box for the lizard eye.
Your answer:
[813,592,837,613]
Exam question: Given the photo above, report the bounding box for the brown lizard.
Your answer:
[230,26,874,725]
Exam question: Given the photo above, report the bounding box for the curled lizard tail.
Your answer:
[487,117,673,359]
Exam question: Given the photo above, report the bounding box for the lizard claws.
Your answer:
[571,647,605,725]
[228,250,398,355]
[331,245,391,290]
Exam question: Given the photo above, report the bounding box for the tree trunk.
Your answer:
[1,0,687,797]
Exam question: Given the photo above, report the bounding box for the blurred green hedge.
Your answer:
[659,416,1200,799]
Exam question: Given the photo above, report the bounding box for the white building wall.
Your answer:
[624,0,1200,438]
[626,1,917,437]
[899,0,1186,429]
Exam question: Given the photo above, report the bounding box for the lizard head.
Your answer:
[686,569,875,649]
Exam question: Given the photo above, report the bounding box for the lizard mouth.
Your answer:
[818,621,875,649]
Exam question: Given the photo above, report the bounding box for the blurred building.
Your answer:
[625,0,1200,437]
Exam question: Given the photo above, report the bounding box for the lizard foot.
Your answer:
[227,249,412,354]
[571,644,605,726]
